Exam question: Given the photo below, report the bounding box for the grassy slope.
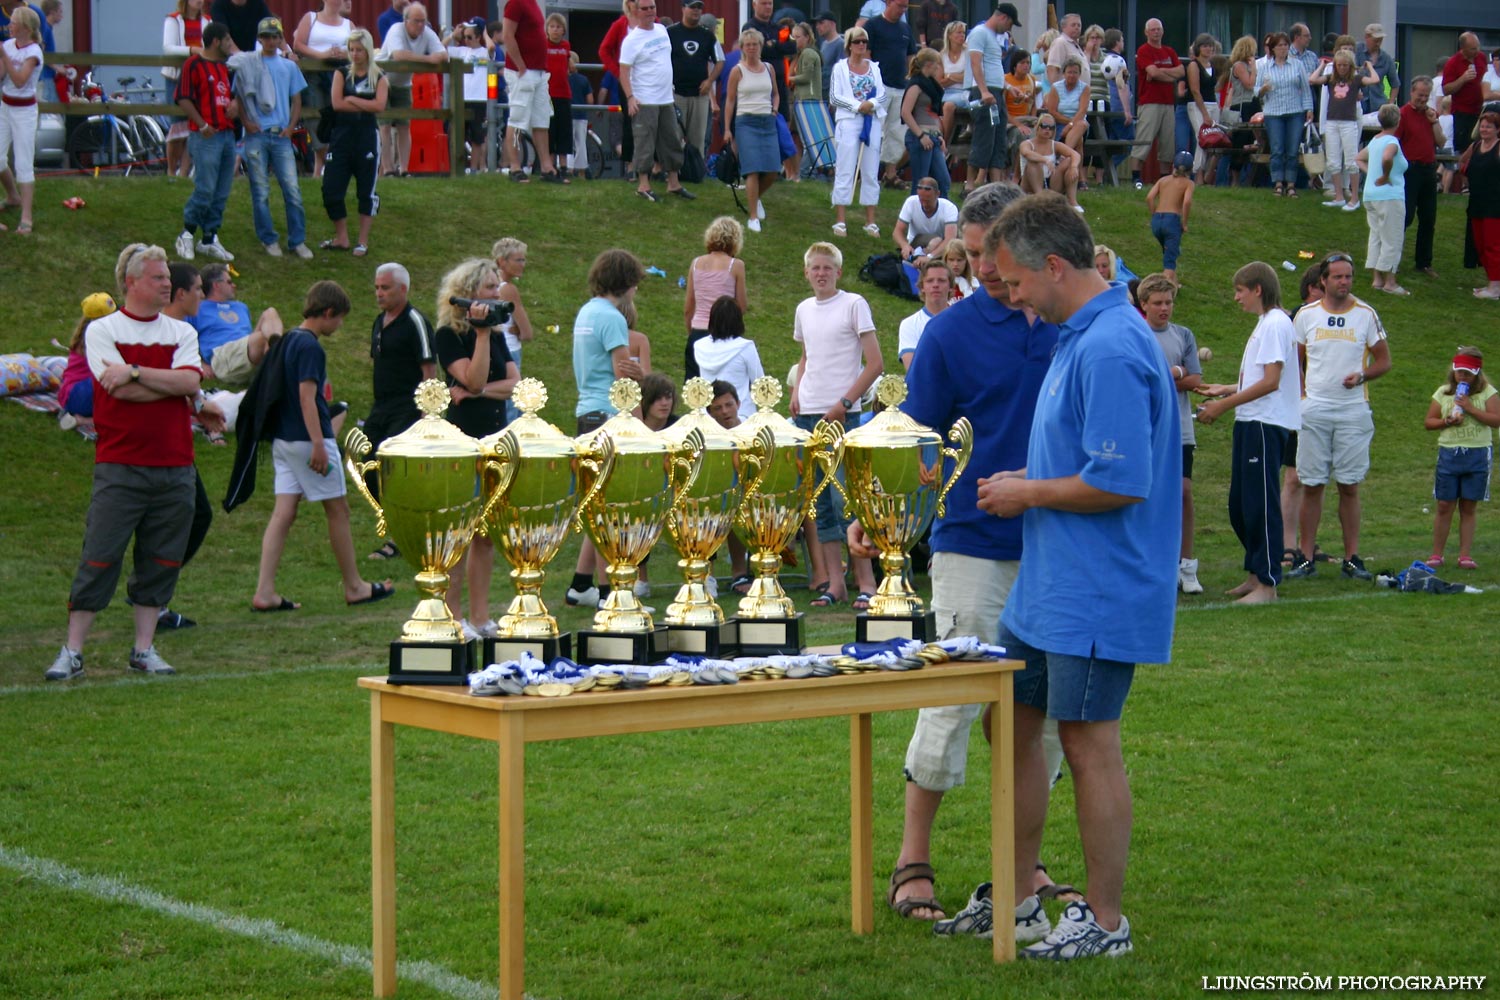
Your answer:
[0,172,1496,999]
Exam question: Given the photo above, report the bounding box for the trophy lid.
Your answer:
[730,375,816,449]
[577,379,672,455]
[478,377,579,459]
[842,375,945,449]
[376,380,482,458]
[659,377,740,452]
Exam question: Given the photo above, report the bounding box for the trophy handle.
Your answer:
[668,427,705,510]
[809,418,847,507]
[478,430,520,537]
[739,424,777,499]
[572,431,617,533]
[343,427,387,537]
[936,418,973,520]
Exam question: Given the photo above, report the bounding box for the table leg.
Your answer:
[849,712,873,934]
[498,713,526,1000]
[372,692,397,996]
[991,676,1016,962]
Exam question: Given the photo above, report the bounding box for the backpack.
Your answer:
[710,144,747,214]
[858,253,920,301]
[680,140,706,184]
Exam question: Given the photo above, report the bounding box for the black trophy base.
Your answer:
[856,611,938,643]
[735,614,806,656]
[388,639,475,686]
[664,619,740,657]
[481,633,574,668]
[576,626,669,665]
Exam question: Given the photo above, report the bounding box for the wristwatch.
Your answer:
[839,396,855,410]
[129,365,141,382]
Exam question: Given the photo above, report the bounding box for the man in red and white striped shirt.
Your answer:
[45,244,206,682]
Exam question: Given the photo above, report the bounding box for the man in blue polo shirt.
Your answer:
[848,183,1062,935]
[974,191,1179,960]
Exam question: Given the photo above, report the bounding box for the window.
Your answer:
[1205,1,1259,52]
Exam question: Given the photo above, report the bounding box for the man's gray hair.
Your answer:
[376,262,410,289]
[114,243,167,295]
[958,182,1024,229]
[992,192,1095,271]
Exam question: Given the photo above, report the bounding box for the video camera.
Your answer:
[449,296,515,328]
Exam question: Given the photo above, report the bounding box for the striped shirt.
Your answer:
[1256,57,1312,116]
[173,53,234,132]
[86,310,200,467]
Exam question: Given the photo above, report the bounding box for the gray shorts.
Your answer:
[631,102,684,174]
[68,463,196,612]
[1296,404,1374,486]
[967,90,1008,169]
[272,438,348,501]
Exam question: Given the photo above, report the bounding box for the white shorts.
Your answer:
[507,68,552,133]
[1296,404,1374,486]
[272,438,347,501]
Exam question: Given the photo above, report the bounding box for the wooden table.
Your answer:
[360,654,1021,999]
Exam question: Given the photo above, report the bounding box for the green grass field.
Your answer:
[1,170,1497,999]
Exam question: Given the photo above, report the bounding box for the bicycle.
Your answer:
[65,75,169,174]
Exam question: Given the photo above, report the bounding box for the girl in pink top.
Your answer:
[683,215,748,377]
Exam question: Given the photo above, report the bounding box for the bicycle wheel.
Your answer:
[130,115,168,173]
[585,130,605,180]
[67,117,134,170]
[515,132,537,174]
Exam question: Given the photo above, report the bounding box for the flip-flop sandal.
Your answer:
[368,541,400,561]
[729,574,754,594]
[352,243,368,257]
[348,581,395,606]
[887,862,945,920]
[809,590,840,607]
[509,171,529,183]
[319,239,350,251]
[251,597,300,612]
[852,592,874,611]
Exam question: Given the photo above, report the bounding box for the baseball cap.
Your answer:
[1363,23,1385,40]
[466,15,487,28]
[813,9,836,22]
[1173,151,1194,171]
[257,16,283,36]
[81,292,117,321]
[684,0,704,7]
[996,2,1020,25]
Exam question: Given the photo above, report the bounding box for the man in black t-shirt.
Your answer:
[742,0,794,118]
[668,0,723,152]
[209,0,275,54]
[865,0,916,183]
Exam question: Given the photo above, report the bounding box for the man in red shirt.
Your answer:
[172,22,238,263]
[1128,17,1182,188]
[1442,32,1486,158]
[1395,76,1445,279]
[45,244,211,681]
[503,0,565,182]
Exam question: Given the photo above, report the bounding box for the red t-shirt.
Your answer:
[85,309,200,467]
[184,16,204,47]
[1395,102,1437,164]
[1135,43,1180,106]
[547,39,571,98]
[174,54,234,132]
[1442,51,1486,114]
[505,0,547,73]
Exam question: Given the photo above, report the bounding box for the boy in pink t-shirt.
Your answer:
[790,242,884,607]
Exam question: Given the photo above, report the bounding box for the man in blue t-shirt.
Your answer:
[232,17,311,259]
[847,184,1061,930]
[190,262,285,388]
[377,0,406,44]
[863,0,916,184]
[977,192,1180,960]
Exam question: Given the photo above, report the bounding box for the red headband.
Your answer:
[1453,353,1483,372]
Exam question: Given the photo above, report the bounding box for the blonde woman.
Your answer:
[723,28,782,232]
[294,0,354,177]
[938,21,967,145]
[434,259,520,637]
[1311,50,1380,208]
[901,48,950,196]
[321,28,386,256]
[684,216,749,378]
[1018,112,1082,210]
[162,0,209,178]
[829,25,886,237]
[491,236,534,421]
[0,5,43,233]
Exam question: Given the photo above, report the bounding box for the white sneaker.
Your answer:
[863,223,881,237]
[748,218,762,233]
[476,620,500,639]
[1342,200,1361,212]
[1014,894,1053,944]
[460,619,482,642]
[196,237,234,261]
[174,230,195,260]
[1178,557,1203,594]
[45,646,84,681]
[565,585,600,607]
[1134,180,1144,190]
[127,645,177,676]
[263,242,283,258]
[1021,900,1132,960]
[932,884,1052,943]
[705,575,719,599]
[1321,198,1345,208]
[633,580,651,599]
[290,243,314,260]
[756,200,766,220]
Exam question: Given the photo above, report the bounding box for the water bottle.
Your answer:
[1453,381,1470,423]
[677,276,686,289]
[988,104,999,127]
[1281,260,1297,272]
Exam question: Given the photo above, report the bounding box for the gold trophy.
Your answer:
[346,380,513,684]
[658,377,775,656]
[836,375,971,642]
[574,379,705,664]
[728,376,845,655]
[476,378,614,666]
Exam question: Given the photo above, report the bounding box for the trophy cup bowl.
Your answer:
[346,379,501,683]
[475,377,610,664]
[837,374,972,641]
[727,376,845,654]
[658,378,775,654]
[574,379,704,663]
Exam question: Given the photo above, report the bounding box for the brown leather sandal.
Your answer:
[887,862,946,920]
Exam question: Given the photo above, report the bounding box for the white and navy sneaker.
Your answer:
[565,585,600,607]
[1021,900,1132,960]
[196,236,234,261]
[933,883,1052,943]
[127,645,177,676]
[1178,557,1203,594]
[45,646,84,681]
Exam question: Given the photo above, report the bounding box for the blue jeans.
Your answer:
[1173,103,1195,156]
[505,345,522,425]
[904,129,950,197]
[243,131,306,248]
[183,129,236,240]
[1150,212,1183,270]
[792,411,856,540]
[1105,112,1135,170]
[1264,112,1302,186]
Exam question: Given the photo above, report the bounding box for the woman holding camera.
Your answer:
[435,258,519,638]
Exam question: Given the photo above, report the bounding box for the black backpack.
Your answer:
[680,140,706,183]
[858,253,919,300]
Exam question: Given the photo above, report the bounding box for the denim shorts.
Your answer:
[1434,445,1492,503]
[792,411,855,538]
[1001,624,1136,722]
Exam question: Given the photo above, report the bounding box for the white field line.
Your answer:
[0,843,500,1000]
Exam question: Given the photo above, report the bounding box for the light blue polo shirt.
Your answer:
[1001,283,1181,665]
[572,296,630,416]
